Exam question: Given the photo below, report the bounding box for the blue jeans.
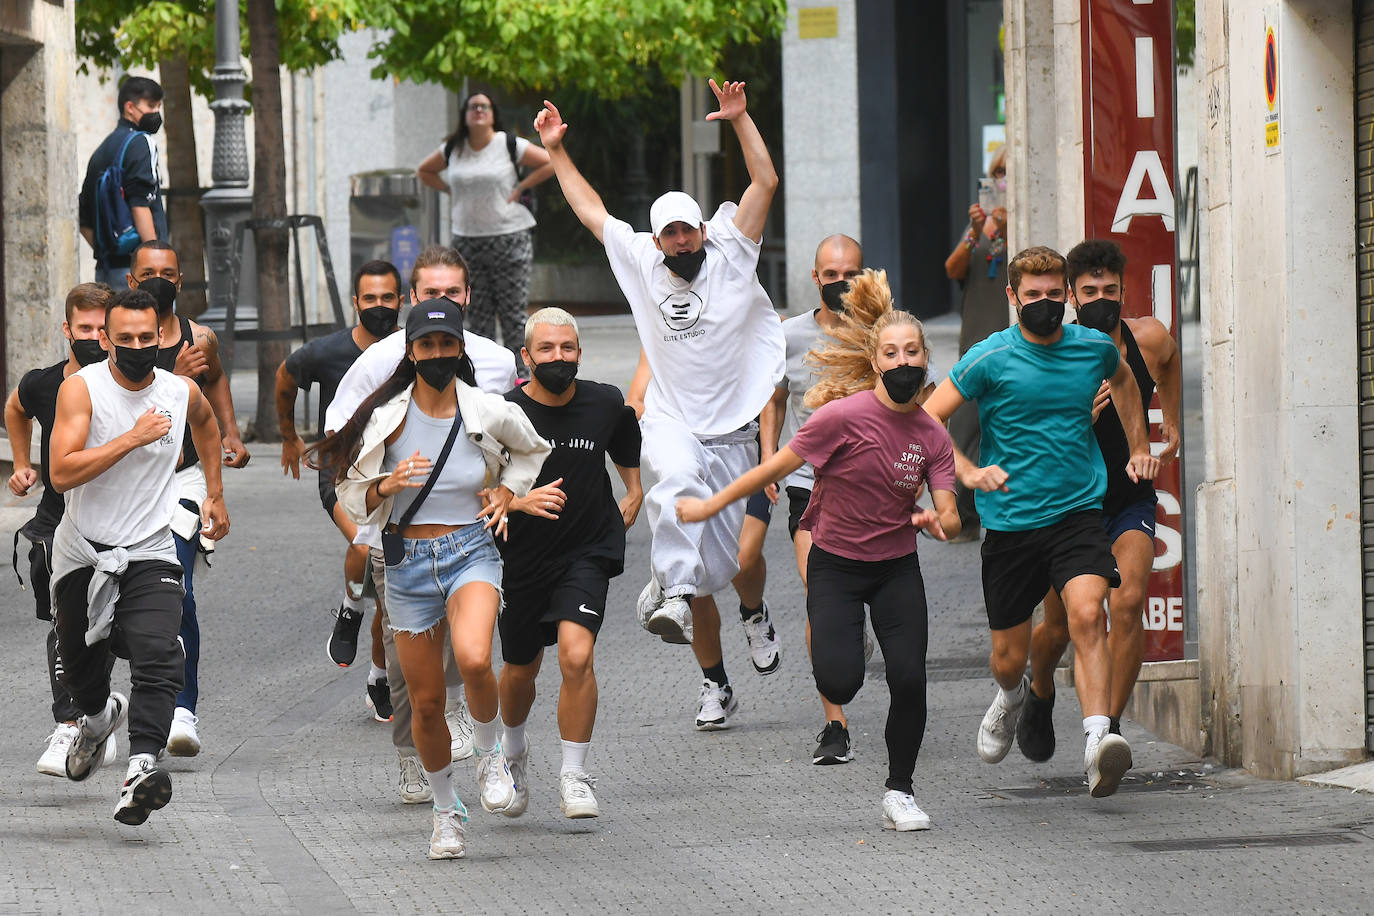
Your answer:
[173,528,199,712]
[95,264,131,289]
[384,525,502,635]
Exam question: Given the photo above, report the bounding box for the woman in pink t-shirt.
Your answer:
[677,270,959,833]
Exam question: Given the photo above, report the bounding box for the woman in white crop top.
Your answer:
[309,299,550,860]
[416,92,554,373]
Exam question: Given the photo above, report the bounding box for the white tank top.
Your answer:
[384,395,486,526]
[65,363,189,546]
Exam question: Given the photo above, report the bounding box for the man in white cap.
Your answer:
[535,79,785,730]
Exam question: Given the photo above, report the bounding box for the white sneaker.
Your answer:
[67,692,127,781]
[741,601,781,674]
[114,757,173,826]
[636,579,664,632]
[503,747,529,818]
[881,790,932,831]
[648,596,693,645]
[398,752,432,805]
[559,771,600,818]
[1086,732,1132,798]
[476,745,516,813]
[37,724,80,777]
[447,700,475,762]
[428,804,467,859]
[166,707,201,757]
[694,678,738,731]
[976,677,1027,764]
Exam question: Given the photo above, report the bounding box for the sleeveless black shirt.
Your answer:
[1095,321,1158,518]
[156,315,205,471]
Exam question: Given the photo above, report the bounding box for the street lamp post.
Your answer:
[200,0,252,329]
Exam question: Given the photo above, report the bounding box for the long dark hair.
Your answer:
[306,347,477,485]
[442,92,505,161]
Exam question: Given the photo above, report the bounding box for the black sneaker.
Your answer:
[812,720,854,765]
[367,678,394,722]
[328,606,364,667]
[114,759,173,825]
[1015,685,1056,762]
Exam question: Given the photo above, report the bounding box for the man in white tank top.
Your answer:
[46,289,229,826]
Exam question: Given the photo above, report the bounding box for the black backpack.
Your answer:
[505,132,536,216]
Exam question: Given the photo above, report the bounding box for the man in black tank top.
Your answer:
[127,241,252,758]
[1017,240,1182,763]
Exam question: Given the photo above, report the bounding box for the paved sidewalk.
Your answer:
[2,316,1373,914]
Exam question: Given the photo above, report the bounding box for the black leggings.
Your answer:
[807,545,929,794]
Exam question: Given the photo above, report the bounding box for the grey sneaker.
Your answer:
[635,579,664,631]
[428,803,467,859]
[1087,732,1132,798]
[447,699,476,762]
[976,677,1026,764]
[398,752,432,805]
[559,771,600,818]
[503,747,529,818]
[648,596,693,645]
[476,745,516,813]
[67,692,127,782]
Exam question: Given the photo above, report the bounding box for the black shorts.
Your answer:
[786,486,812,540]
[499,557,611,665]
[980,509,1121,631]
[318,467,338,518]
[745,489,772,524]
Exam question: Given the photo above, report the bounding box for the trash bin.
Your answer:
[349,170,442,287]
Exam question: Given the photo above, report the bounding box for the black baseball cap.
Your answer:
[405,297,465,341]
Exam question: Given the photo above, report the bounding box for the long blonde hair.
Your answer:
[804,269,926,409]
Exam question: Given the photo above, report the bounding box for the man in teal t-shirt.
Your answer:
[924,245,1158,799]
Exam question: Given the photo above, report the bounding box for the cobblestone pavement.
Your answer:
[2,316,1373,915]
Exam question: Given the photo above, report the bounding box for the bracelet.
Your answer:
[372,479,385,500]
[962,228,977,251]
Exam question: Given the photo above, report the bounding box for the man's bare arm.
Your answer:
[534,101,611,242]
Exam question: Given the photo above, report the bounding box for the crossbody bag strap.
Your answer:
[393,411,464,531]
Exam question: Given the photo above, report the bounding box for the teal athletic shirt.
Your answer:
[950,322,1121,532]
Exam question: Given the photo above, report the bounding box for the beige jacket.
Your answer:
[336,381,550,530]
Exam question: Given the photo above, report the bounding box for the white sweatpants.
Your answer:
[640,416,757,599]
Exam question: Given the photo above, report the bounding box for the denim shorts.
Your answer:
[383,524,503,634]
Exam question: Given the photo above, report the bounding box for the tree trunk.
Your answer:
[158,53,208,319]
[245,0,290,442]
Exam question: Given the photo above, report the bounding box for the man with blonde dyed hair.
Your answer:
[923,245,1158,799]
[7,283,115,776]
[495,307,643,819]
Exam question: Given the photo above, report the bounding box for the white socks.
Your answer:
[83,697,116,737]
[560,739,590,776]
[1083,715,1111,741]
[472,715,501,756]
[367,663,386,685]
[502,722,527,759]
[342,590,365,614]
[426,764,458,811]
[126,753,156,779]
[1000,679,1027,706]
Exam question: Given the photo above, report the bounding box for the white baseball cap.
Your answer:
[650,191,704,238]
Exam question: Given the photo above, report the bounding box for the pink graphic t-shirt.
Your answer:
[788,389,956,561]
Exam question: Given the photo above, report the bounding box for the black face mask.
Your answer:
[414,356,463,390]
[532,359,578,395]
[137,111,162,135]
[69,337,107,367]
[1017,297,1066,337]
[1075,297,1122,334]
[358,306,398,339]
[879,365,927,404]
[662,246,706,282]
[113,345,157,383]
[820,280,851,313]
[139,277,178,318]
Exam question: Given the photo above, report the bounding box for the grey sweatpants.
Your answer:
[640,416,756,599]
[371,548,462,756]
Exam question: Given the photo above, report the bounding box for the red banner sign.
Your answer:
[1081,0,1184,661]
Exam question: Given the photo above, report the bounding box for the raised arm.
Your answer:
[535,101,611,242]
[706,80,777,244]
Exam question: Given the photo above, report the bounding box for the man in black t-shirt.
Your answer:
[4,283,114,777]
[495,308,642,820]
[276,260,403,720]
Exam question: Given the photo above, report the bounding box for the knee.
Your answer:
[558,644,594,683]
[814,655,863,706]
[453,644,491,679]
[1039,615,1071,651]
[1109,595,1145,639]
[989,641,1026,683]
[1066,600,1107,641]
[409,688,445,725]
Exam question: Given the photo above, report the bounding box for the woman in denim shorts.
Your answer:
[311,299,549,860]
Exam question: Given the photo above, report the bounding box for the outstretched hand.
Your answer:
[534,101,568,150]
[705,79,747,122]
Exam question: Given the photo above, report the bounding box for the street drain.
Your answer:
[924,656,989,682]
[1126,832,1361,852]
[988,770,1217,798]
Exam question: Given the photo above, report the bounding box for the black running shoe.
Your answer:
[812,720,854,765]
[367,678,394,722]
[328,606,364,667]
[114,760,173,825]
[1016,685,1056,762]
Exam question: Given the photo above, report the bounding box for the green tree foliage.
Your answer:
[365,0,787,97]
[1177,0,1195,70]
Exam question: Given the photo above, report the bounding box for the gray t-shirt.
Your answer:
[780,310,828,490]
